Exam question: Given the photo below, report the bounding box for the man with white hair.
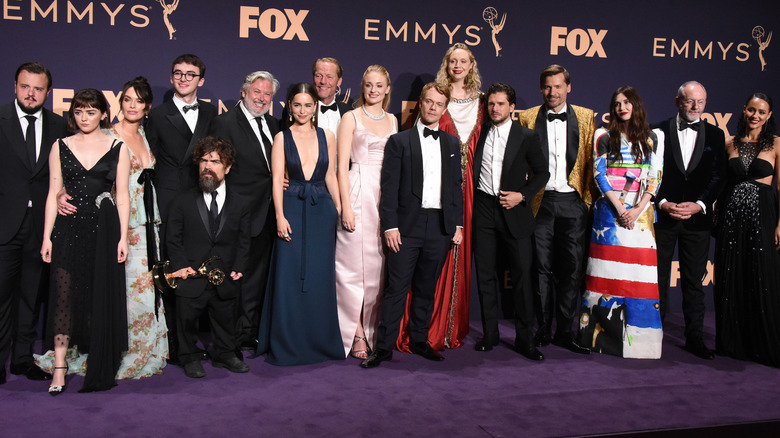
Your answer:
[210,71,280,352]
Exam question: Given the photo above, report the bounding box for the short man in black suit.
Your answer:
[209,71,280,351]
[652,81,726,360]
[281,57,351,140]
[145,54,217,361]
[472,83,550,361]
[167,137,251,378]
[361,82,463,368]
[517,65,595,355]
[0,62,68,383]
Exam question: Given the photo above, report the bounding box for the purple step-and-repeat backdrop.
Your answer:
[2,0,777,311]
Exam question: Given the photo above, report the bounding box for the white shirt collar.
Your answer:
[15,100,43,120]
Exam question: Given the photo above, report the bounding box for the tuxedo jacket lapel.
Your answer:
[668,118,686,173]
[410,128,423,200]
[502,124,521,182]
[33,111,58,175]
[565,105,580,176]
[1,109,32,172]
[687,122,706,173]
[182,100,211,166]
[238,110,269,171]
[440,134,452,203]
[195,194,213,241]
[534,108,549,161]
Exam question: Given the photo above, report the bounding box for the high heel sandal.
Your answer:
[48,365,68,396]
[350,336,371,359]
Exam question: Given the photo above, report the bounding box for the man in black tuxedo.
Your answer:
[517,65,595,355]
[472,83,550,361]
[209,71,280,351]
[167,137,251,378]
[652,81,726,360]
[361,82,463,368]
[0,62,68,383]
[281,57,351,140]
[145,54,217,362]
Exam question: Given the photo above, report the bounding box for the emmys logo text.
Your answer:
[550,26,608,58]
[239,5,310,41]
[2,0,152,27]
[364,19,481,46]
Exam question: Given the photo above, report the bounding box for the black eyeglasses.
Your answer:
[172,70,201,81]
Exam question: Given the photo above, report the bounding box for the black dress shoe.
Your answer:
[0,371,6,385]
[213,357,250,373]
[685,342,715,360]
[534,329,552,347]
[515,344,545,361]
[409,342,444,361]
[183,361,206,378]
[9,363,31,375]
[552,336,591,355]
[360,349,392,368]
[475,336,500,352]
[26,365,53,381]
[239,339,259,352]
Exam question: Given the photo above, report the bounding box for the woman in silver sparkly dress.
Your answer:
[714,92,780,368]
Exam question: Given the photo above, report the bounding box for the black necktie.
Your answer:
[679,121,700,131]
[423,127,440,140]
[183,102,200,113]
[25,115,37,166]
[320,103,337,113]
[547,112,567,122]
[209,192,219,237]
[255,117,272,163]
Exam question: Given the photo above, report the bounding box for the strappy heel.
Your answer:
[48,365,69,396]
[350,336,371,359]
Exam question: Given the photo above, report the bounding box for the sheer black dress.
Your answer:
[47,138,128,391]
[714,140,780,368]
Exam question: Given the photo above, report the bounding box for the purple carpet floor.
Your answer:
[3,313,779,437]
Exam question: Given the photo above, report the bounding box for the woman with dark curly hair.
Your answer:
[714,92,780,368]
[578,86,665,359]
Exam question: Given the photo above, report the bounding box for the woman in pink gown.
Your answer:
[397,43,484,352]
[335,65,397,358]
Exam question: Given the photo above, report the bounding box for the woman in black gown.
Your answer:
[40,89,131,393]
[714,92,780,368]
[256,83,344,365]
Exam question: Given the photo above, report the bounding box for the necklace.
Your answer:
[361,105,385,120]
[451,96,475,104]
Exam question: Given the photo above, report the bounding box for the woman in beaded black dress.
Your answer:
[40,89,131,393]
[714,92,780,368]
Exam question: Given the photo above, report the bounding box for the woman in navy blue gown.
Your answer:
[257,83,344,365]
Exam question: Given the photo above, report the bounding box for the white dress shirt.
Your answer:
[416,121,443,209]
[16,101,43,161]
[203,182,226,214]
[658,115,706,214]
[545,104,574,193]
[239,102,272,167]
[172,95,198,132]
[478,120,512,196]
[317,98,342,141]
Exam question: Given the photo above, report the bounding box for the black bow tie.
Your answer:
[183,102,200,113]
[423,127,440,140]
[679,121,700,131]
[547,112,567,122]
[320,103,337,113]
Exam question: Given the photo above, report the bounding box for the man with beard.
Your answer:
[0,62,68,384]
[166,136,251,378]
[210,71,280,352]
[517,65,595,354]
[281,58,351,140]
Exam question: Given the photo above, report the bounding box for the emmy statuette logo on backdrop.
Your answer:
[157,0,179,40]
[482,7,506,57]
[753,26,772,71]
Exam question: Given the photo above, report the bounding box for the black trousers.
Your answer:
[177,286,238,364]
[533,191,589,338]
[235,211,275,344]
[656,221,711,344]
[375,210,451,352]
[0,208,46,370]
[473,191,534,349]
